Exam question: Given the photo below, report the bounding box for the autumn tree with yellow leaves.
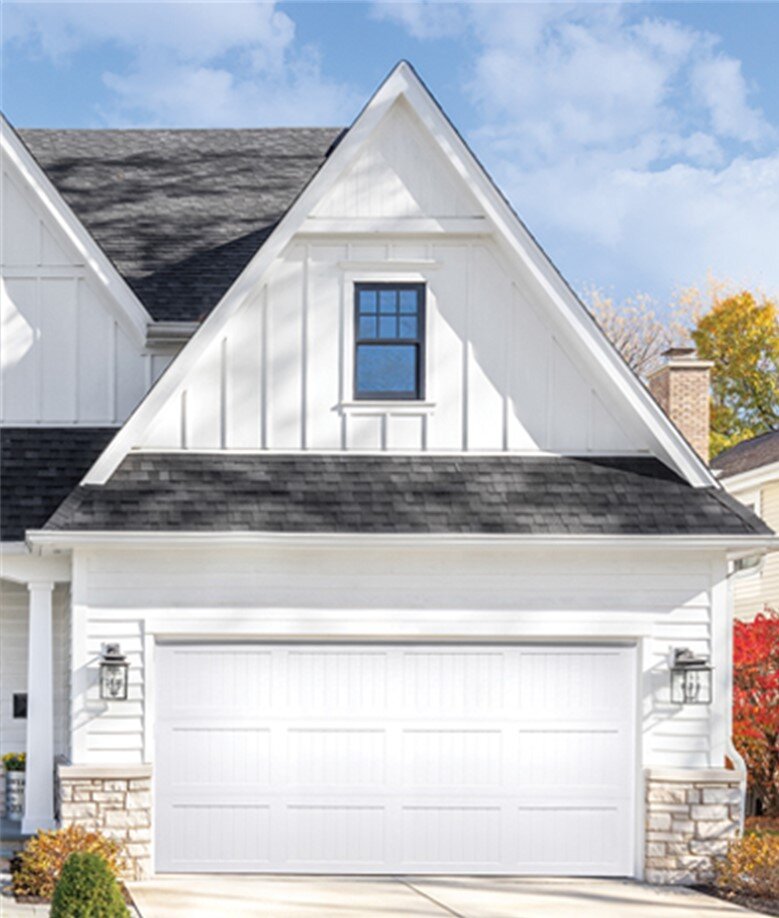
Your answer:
[692,291,779,457]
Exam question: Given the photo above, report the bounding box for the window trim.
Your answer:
[353,282,426,401]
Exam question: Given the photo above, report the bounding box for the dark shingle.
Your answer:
[1,428,118,541]
[18,128,343,322]
[44,454,770,537]
[712,429,779,478]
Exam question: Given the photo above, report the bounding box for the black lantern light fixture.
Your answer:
[670,648,712,705]
[100,643,129,701]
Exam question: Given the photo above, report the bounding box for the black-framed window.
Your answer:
[354,283,425,400]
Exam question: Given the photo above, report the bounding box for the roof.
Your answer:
[1,427,118,541]
[712,428,779,479]
[18,128,342,322]
[44,453,769,537]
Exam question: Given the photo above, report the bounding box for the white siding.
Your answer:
[0,581,70,757]
[137,236,641,455]
[0,164,168,425]
[73,545,725,771]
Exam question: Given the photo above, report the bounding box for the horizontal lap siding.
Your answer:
[75,547,721,770]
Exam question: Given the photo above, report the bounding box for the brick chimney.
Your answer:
[648,347,713,463]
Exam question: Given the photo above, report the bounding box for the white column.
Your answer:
[22,581,56,833]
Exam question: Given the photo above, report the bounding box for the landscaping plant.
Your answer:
[1,752,25,771]
[50,852,128,918]
[733,608,779,815]
[715,832,779,899]
[11,824,125,901]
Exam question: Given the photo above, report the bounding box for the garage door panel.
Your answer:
[401,729,503,786]
[285,805,387,866]
[156,643,636,874]
[287,729,387,785]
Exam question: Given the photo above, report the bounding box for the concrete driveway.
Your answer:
[129,875,754,917]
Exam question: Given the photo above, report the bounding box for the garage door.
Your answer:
[155,643,636,874]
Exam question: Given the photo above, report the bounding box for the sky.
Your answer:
[3,1,779,309]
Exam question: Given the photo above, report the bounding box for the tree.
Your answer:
[692,291,779,457]
[586,288,697,379]
[733,608,779,816]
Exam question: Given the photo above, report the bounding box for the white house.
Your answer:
[1,62,775,885]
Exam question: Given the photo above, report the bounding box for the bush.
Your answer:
[11,825,125,900]
[715,832,779,899]
[50,852,128,918]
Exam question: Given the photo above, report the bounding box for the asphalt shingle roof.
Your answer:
[44,453,769,537]
[712,428,779,479]
[1,427,118,541]
[18,128,343,322]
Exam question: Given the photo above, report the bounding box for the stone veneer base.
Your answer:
[645,767,743,885]
[57,763,152,880]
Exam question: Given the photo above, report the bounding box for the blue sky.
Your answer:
[3,1,778,309]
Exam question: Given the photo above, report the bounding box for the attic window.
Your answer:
[354,283,425,400]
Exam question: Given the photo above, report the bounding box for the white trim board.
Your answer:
[77,62,716,488]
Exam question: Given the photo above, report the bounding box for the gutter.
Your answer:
[26,529,779,554]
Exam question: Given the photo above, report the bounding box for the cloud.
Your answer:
[3,1,358,126]
[383,2,779,299]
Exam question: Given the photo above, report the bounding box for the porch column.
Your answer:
[22,581,55,833]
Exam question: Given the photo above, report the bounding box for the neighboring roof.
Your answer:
[44,454,769,537]
[18,128,342,322]
[1,427,117,541]
[712,429,779,479]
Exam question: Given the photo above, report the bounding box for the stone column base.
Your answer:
[645,767,743,885]
[57,763,152,880]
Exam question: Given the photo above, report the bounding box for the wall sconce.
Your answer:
[100,644,129,701]
[670,648,712,705]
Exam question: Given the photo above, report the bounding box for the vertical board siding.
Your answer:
[78,546,720,772]
[131,236,650,454]
[1,165,159,425]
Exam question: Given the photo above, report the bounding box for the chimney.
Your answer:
[648,347,713,463]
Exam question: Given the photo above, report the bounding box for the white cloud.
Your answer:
[3,1,358,126]
[384,2,779,298]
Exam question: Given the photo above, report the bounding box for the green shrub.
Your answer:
[12,825,125,900]
[50,852,128,918]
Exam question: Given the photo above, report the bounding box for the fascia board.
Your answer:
[1,117,151,346]
[719,461,779,493]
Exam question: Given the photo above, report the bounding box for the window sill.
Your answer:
[338,400,437,415]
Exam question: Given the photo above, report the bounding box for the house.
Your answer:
[1,62,775,886]
[713,429,779,619]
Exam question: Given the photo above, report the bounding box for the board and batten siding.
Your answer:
[71,545,727,771]
[1,164,171,425]
[139,239,646,454]
[0,581,70,757]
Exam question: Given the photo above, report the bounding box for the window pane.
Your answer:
[398,316,417,338]
[359,289,377,313]
[358,316,377,339]
[356,345,417,394]
[379,290,397,313]
[399,289,418,313]
[379,316,397,338]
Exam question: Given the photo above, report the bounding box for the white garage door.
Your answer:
[155,643,636,874]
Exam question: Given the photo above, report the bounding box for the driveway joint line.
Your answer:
[397,878,468,918]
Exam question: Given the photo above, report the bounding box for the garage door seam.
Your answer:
[398,878,467,917]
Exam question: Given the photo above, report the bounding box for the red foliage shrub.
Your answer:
[733,608,779,815]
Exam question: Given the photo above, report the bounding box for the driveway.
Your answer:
[128,875,754,917]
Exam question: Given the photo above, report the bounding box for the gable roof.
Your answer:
[712,428,779,479]
[44,454,769,538]
[19,127,341,322]
[1,427,117,542]
[80,62,718,491]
